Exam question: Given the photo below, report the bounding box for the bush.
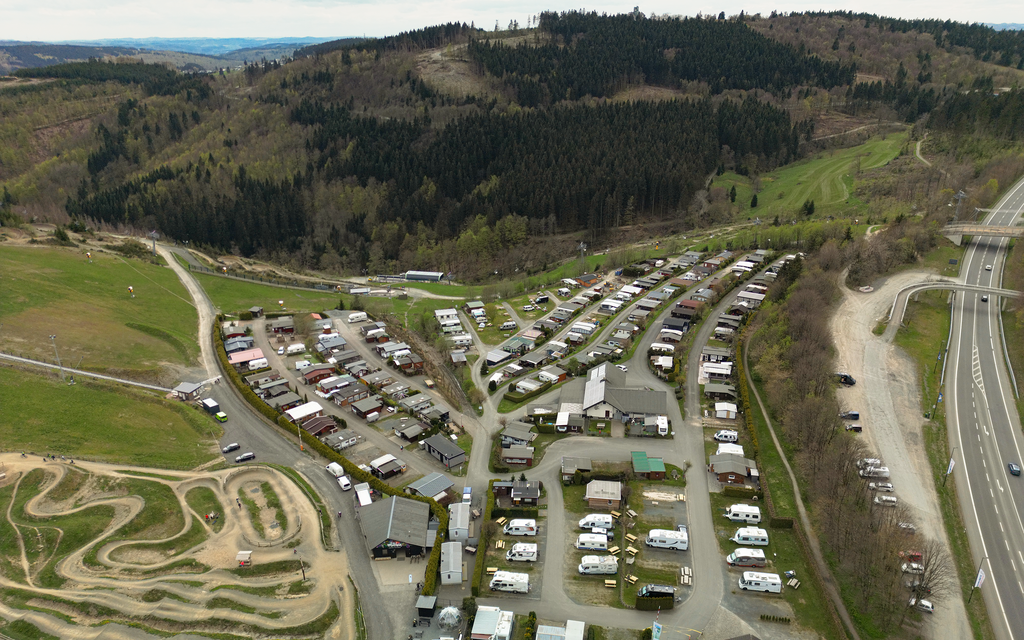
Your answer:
[722,486,761,499]
[239,311,253,321]
[491,506,539,519]
[488,380,497,392]
[471,480,497,595]
[635,596,674,611]
[769,516,795,529]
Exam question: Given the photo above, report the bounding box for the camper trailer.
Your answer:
[575,534,609,551]
[500,321,518,331]
[578,555,619,575]
[579,514,614,530]
[738,572,783,593]
[506,543,538,562]
[503,519,538,536]
[287,343,306,355]
[724,504,762,524]
[645,529,688,551]
[726,548,767,568]
[247,358,268,370]
[730,527,770,546]
[489,571,530,593]
[348,312,368,323]
[713,430,739,442]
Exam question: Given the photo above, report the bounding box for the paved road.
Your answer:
[946,175,1024,640]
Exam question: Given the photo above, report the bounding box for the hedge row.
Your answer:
[734,327,760,459]
[634,596,674,611]
[502,380,553,404]
[213,316,448,594]
[491,506,539,519]
[471,479,497,596]
[769,517,795,529]
[722,486,761,500]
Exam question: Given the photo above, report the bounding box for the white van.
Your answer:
[645,529,688,551]
[730,527,769,546]
[247,357,268,370]
[738,571,783,593]
[557,288,572,297]
[727,548,767,568]
[295,360,312,371]
[578,555,619,575]
[714,430,739,442]
[859,466,890,478]
[506,543,538,562]
[500,321,518,331]
[503,519,537,536]
[338,476,352,491]
[489,571,529,593]
[575,534,609,551]
[724,504,762,524]
[325,462,345,478]
[579,514,614,530]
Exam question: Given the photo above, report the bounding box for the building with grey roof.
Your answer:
[358,495,430,558]
[406,472,454,499]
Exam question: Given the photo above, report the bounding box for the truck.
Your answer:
[505,543,538,562]
[326,462,346,478]
[348,312,368,323]
[287,343,306,355]
[489,571,529,593]
[578,555,619,575]
[200,398,219,414]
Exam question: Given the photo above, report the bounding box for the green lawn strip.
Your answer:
[191,271,343,314]
[746,376,798,518]
[0,368,219,469]
[109,478,185,542]
[897,294,994,640]
[457,433,474,455]
[260,482,288,533]
[265,464,332,544]
[185,486,226,533]
[0,619,60,640]
[211,584,280,597]
[238,488,265,538]
[165,579,205,587]
[120,558,209,577]
[46,467,89,502]
[205,596,258,614]
[349,576,367,640]
[114,471,186,482]
[110,517,208,563]
[497,377,572,414]
[141,589,191,603]
[124,321,196,363]
[287,579,313,595]
[225,559,305,578]
[0,245,198,371]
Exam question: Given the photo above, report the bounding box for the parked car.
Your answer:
[982,295,989,303]
[222,442,240,453]
[1009,462,1021,476]
[898,522,917,534]
[869,482,894,492]
[909,597,935,613]
[902,562,925,575]
[616,364,628,373]
[986,264,993,271]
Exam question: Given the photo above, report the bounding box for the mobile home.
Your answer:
[723,504,762,524]
[726,548,767,568]
[578,555,619,575]
[503,519,537,536]
[645,529,688,551]
[575,534,609,551]
[730,527,769,546]
[506,543,538,562]
[738,571,783,593]
[489,571,530,593]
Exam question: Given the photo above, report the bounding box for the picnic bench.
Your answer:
[787,578,800,589]
[495,540,505,549]
[604,579,617,588]
[607,546,621,555]
[624,533,638,544]
[626,509,638,518]
[495,517,507,525]
[625,575,638,585]
[486,567,498,575]
[626,546,639,556]
[610,510,622,520]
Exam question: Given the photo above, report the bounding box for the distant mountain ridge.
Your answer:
[988,24,1024,31]
[55,37,342,57]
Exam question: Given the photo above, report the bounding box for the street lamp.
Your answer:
[49,335,65,383]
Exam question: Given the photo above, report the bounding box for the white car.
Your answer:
[338,476,352,491]
[869,482,894,492]
[985,264,993,271]
[616,364,628,373]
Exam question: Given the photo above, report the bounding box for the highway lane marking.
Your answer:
[998,478,1005,493]
[1001,521,1005,532]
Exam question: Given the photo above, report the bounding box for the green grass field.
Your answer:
[0,367,220,469]
[0,246,198,376]
[713,133,908,222]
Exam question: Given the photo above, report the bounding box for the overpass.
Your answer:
[884,279,1021,341]
[942,222,1024,245]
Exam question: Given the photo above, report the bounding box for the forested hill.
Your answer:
[469,11,855,105]
[3,12,1018,280]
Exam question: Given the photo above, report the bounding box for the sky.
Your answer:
[1,0,1020,42]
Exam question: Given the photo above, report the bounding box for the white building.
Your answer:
[472,606,514,640]
[440,541,463,585]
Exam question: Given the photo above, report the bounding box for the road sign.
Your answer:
[946,458,955,475]
[652,622,662,640]
[949,259,958,265]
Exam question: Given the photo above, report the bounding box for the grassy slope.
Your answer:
[714,133,907,222]
[0,367,219,468]
[0,245,198,375]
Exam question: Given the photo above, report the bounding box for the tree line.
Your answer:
[466,11,856,105]
[14,60,211,100]
[927,89,1024,141]
[294,24,478,58]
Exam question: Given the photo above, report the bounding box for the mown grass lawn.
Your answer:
[0,245,198,374]
[0,368,220,469]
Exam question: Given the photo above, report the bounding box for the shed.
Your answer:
[172,381,203,401]
[407,472,454,500]
[486,349,512,366]
[416,595,437,619]
[584,480,622,509]
[704,382,737,400]
[248,306,264,318]
[715,402,738,420]
[561,457,592,482]
[235,550,252,567]
[422,434,467,469]
[441,541,463,585]
[510,480,542,505]
[284,401,323,424]
[472,607,514,640]
[709,453,758,486]
[501,445,535,466]
[632,451,667,480]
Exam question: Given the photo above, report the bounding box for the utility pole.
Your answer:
[953,190,967,221]
[49,335,65,383]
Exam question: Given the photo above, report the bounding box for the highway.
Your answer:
[946,175,1024,640]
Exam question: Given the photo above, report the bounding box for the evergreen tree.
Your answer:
[729,185,737,202]
[751,194,758,208]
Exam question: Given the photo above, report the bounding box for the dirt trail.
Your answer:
[831,270,970,639]
[0,454,353,638]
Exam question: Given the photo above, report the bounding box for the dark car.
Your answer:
[1009,463,1021,476]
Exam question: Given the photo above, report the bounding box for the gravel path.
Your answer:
[831,270,970,639]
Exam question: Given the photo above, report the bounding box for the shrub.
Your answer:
[239,311,253,321]
[635,596,674,611]
[769,516,795,529]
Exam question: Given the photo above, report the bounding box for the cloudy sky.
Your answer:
[2,0,1019,42]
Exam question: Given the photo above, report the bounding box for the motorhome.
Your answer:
[503,519,538,536]
[578,555,619,575]
[726,548,767,568]
[287,343,306,355]
[506,543,538,562]
[730,527,770,546]
[500,321,518,331]
[579,514,614,530]
[738,572,783,593]
[247,358,268,370]
[645,529,688,551]
[856,458,881,469]
[713,430,739,442]
[325,462,345,478]
[636,585,676,598]
[348,312,368,323]
[489,571,529,593]
[724,504,762,524]
[575,534,609,551]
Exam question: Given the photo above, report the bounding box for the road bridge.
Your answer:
[942,222,1024,245]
